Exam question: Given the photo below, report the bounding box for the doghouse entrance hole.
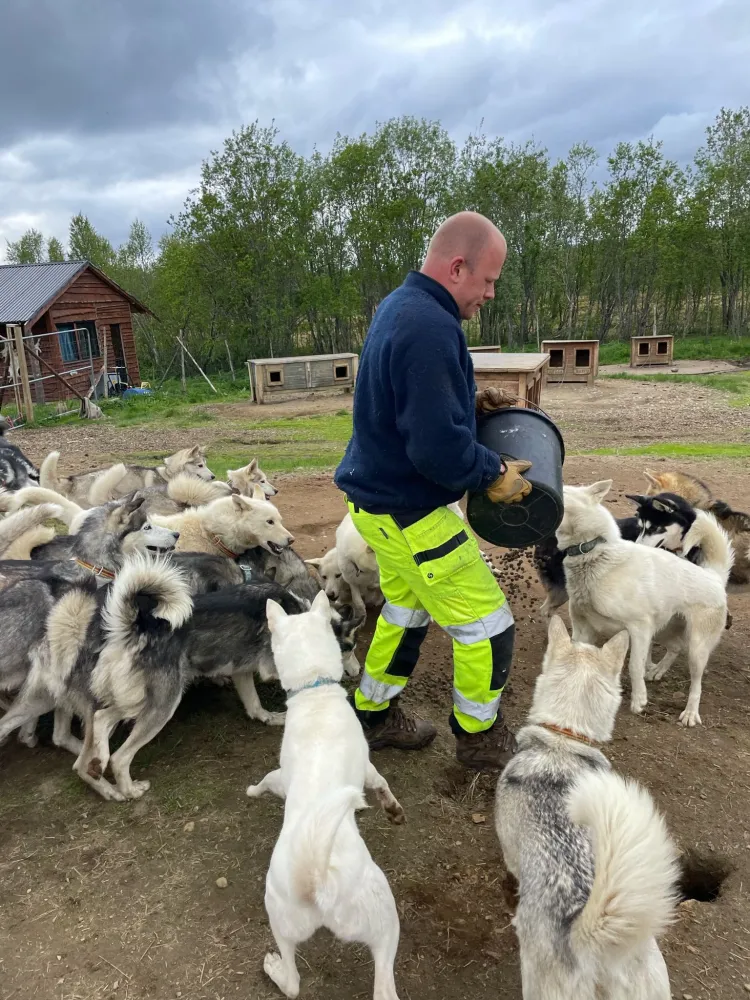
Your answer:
[549,349,564,368]
[334,363,350,380]
[678,849,732,903]
[268,369,283,384]
[638,341,649,355]
[657,340,668,354]
[575,348,590,367]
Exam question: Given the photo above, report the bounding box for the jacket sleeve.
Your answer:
[391,325,501,494]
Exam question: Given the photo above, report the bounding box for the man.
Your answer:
[334,211,532,771]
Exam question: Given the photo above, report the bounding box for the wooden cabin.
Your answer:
[247,352,359,403]
[470,352,550,408]
[468,345,503,354]
[0,260,149,402]
[541,339,599,385]
[630,335,674,367]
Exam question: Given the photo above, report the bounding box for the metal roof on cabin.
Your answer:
[0,260,88,324]
[0,259,153,324]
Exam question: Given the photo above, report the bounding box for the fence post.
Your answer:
[10,324,34,423]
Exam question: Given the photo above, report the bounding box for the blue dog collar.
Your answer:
[286,677,340,699]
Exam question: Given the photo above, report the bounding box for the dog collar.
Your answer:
[539,723,598,747]
[210,533,240,558]
[286,677,340,699]
[73,557,116,580]
[562,536,606,558]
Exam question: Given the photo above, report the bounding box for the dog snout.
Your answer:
[209,473,216,480]
[172,531,180,540]
[285,534,295,546]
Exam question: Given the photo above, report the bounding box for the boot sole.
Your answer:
[367,730,437,752]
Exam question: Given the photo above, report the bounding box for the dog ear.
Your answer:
[585,480,612,503]
[247,458,258,473]
[305,557,323,569]
[311,589,332,620]
[625,493,647,506]
[231,493,253,511]
[643,470,661,489]
[546,615,570,653]
[250,484,265,501]
[266,598,287,630]
[601,630,630,674]
[651,499,672,513]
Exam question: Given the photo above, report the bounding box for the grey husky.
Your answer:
[0,556,364,800]
[495,616,679,1000]
[40,445,215,506]
[0,416,39,491]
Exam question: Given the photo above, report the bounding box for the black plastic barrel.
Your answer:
[467,407,565,549]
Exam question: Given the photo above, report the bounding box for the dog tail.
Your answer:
[568,770,679,960]
[0,503,62,559]
[40,450,69,494]
[10,486,84,527]
[166,473,231,508]
[289,786,367,907]
[682,509,734,585]
[87,463,130,506]
[103,553,193,647]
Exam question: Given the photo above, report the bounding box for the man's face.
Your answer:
[451,238,507,321]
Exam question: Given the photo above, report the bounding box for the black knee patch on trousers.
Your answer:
[388,624,429,679]
[490,621,515,691]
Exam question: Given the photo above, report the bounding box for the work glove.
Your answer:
[475,386,517,416]
[486,460,533,504]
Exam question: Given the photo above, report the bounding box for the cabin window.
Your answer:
[56,321,99,363]
[549,349,564,368]
[575,348,590,367]
[657,340,668,354]
[266,367,284,385]
[334,363,350,380]
[638,341,649,355]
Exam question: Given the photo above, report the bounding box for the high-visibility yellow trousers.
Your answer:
[348,502,514,734]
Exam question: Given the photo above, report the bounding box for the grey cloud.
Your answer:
[1,0,748,252]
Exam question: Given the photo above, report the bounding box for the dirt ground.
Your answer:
[1,380,750,1000]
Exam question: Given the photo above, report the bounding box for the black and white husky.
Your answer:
[495,616,679,1000]
[0,417,39,491]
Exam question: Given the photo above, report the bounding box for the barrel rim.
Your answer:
[476,405,566,464]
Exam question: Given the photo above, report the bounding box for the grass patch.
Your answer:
[122,411,354,476]
[581,442,750,459]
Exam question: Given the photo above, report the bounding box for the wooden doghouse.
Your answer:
[471,352,550,408]
[541,339,599,385]
[630,335,674,367]
[468,345,502,354]
[247,352,359,404]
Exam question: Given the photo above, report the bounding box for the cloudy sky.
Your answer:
[1,0,747,257]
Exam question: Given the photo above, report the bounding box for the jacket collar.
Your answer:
[404,271,461,322]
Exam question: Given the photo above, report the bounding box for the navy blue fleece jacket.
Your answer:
[334,271,501,513]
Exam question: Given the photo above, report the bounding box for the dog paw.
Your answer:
[17,730,38,748]
[678,708,702,728]
[123,779,151,799]
[246,783,262,798]
[385,801,406,825]
[629,694,648,715]
[644,662,659,681]
[263,952,300,998]
[257,710,286,727]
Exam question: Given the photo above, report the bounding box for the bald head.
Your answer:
[421,212,507,321]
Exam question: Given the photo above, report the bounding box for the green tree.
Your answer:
[47,236,66,261]
[6,228,45,263]
[68,214,116,269]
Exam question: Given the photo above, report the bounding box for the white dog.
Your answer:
[558,480,731,726]
[247,590,404,1000]
[496,616,679,1000]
